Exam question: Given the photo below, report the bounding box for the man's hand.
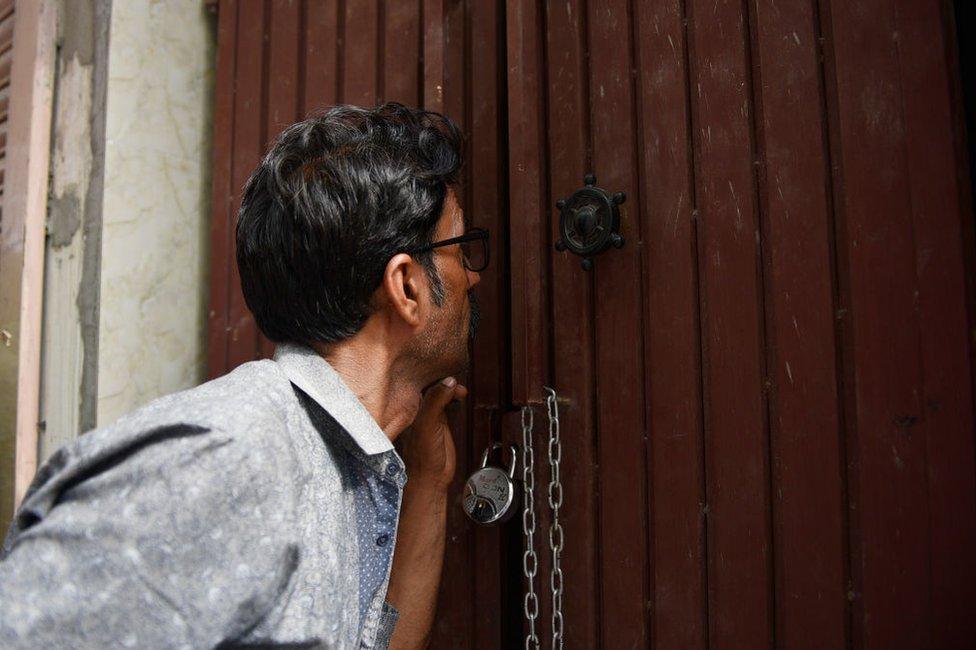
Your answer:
[385,376,466,649]
[398,376,468,489]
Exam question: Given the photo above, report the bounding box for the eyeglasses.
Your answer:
[406,227,490,272]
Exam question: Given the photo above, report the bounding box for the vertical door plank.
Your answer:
[686,0,773,646]
[434,1,475,647]
[382,0,420,105]
[633,1,706,648]
[419,6,452,642]
[259,0,302,359]
[342,0,378,106]
[468,0,504,411]
[302,0,339,115]
[750,1,848,647]
[894,0,976,645]
[441,1,465,166]
[584,1,649,647]
[422,0,444,112]
[505,0,549,405]
[543,0,599,647]
[225,0,267,369]
[268,0,301,135]
[822,0,930,647]
[468,12,506,644]
[503,0,554,644]
[207,0,239,378]
[468,410,501,650]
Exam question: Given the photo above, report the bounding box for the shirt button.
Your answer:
[376,533,390,547]
[385,464,400,478]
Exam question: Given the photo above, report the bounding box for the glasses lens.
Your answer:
[461,233,487,271]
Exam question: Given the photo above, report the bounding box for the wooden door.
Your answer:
[504,0,976,648]
[209,1,976,647]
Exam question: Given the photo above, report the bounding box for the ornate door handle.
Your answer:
[554,173,626,270]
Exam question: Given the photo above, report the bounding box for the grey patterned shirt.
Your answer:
[0,343,407,648]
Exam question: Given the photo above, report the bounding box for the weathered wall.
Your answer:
[39,0,215,454]
[39,0,109,460]
[94,0,214,428]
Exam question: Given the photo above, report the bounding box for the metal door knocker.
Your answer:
[463,443,519,525]
[554,173,626,270]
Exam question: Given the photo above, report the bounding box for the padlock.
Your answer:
[462,443,519,525]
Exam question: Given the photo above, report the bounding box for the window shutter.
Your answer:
[0,0,14,224]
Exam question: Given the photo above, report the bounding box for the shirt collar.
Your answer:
[273,342,394,456]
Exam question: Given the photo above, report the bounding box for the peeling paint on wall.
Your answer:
[39,0,109,460]
[47,192,82,248]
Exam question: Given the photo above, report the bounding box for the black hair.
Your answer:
[236,102,463,345]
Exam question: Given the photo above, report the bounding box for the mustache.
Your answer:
[468,290,481,340]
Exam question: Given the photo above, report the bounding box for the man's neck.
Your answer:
[315,339,424,443]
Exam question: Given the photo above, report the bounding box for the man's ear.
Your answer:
[380,253,427,328]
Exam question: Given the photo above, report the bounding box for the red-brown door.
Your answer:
[503,0,976,648]
[209,1,976,648]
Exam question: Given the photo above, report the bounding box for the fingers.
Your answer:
[418,377,468,419]
[443,377,468,401]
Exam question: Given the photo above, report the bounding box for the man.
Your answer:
[0,103,485,648]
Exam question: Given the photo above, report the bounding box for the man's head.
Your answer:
[236,103,481,383]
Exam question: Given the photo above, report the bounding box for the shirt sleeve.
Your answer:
[371,600,400,649]
[0,422,301,648]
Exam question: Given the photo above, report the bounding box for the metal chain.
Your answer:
[544,387,564,649]
[521,405,540,650]
[522,389,565,650]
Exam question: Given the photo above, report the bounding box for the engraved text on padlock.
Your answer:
[462,443,519,525]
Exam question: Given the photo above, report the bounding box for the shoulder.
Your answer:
[77,359,304,464]
[116,359,295,435]
[95,359,306,478]
[13,360,307,534]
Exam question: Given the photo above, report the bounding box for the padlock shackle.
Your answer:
[480,442,518,478]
